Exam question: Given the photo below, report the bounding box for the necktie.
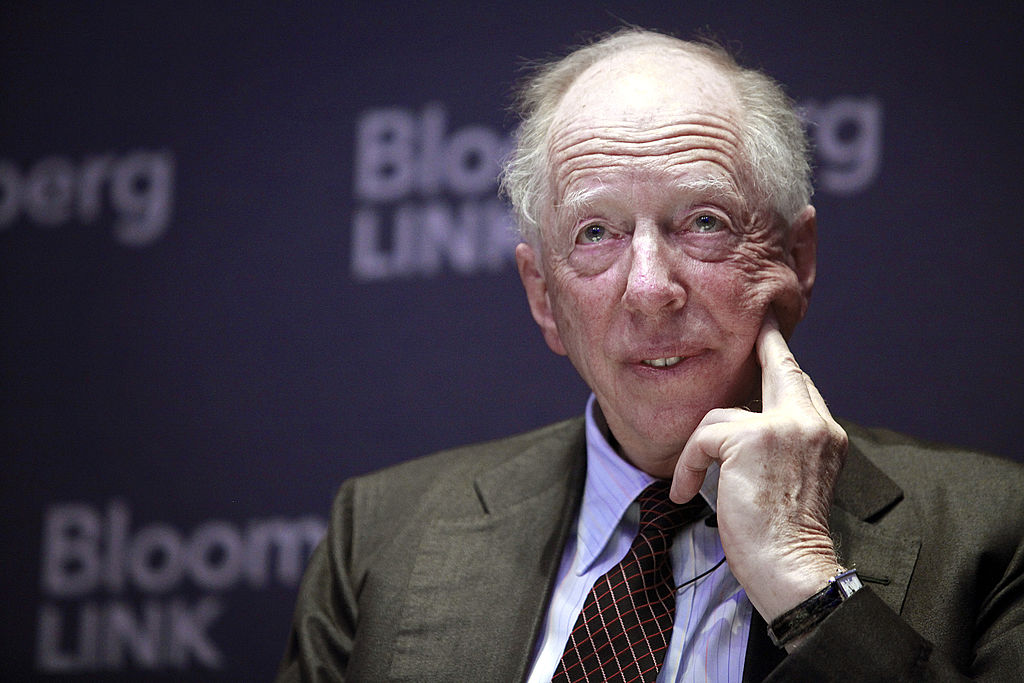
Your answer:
[553,480,705,683]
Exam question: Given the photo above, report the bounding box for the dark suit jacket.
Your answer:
[277,418,1024,681]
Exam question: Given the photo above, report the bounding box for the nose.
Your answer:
[621,228,686,315]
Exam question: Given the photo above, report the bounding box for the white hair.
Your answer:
[499,28,813,245]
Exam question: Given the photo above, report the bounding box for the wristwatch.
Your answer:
[767,568,863,648]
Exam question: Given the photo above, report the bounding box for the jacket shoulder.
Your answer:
[843,420,1024,491]
[353,416,585,499]
[841,420,1024,543]
[326,418,585,565]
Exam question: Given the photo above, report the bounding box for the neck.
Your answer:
[591,403,682,479]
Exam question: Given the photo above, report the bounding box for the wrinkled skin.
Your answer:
[517,50,814,475]
[516,48,847,634]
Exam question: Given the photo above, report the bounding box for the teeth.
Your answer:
[643,356,682,368]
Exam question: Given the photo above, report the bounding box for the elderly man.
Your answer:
[278,29,1024,681]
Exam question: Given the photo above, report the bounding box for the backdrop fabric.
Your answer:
[2,3,1021,680]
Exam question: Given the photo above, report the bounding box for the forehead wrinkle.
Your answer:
[553,149,741,212]
[551,131,742,176]
[547,114,744,204]
[549,115,742,162]
[548,109,741,149]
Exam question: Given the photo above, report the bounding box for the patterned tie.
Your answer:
[553,480,706,683]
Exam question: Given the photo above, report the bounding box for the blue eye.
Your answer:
[578,224,608,243]
[693,214,722,233]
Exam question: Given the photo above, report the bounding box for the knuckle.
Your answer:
[794,415,829,443]
[830,426,849,455]
[703,407,731,423]
[776,355,802,375]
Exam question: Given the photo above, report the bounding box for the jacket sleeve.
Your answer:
[766,520,1024,680]
[275,483,359,683]
[765,589,967,681]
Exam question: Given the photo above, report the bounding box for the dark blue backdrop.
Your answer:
[2,2,1021,680]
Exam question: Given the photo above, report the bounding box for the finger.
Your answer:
[671,420,741,502]
[700,407,751,426]
[756,311,814,411]
[671,446,712,503]
[802,372,834,422]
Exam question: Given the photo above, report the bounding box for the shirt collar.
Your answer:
[577,394,718,575]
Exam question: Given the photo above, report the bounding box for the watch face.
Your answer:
[836,570,863,599]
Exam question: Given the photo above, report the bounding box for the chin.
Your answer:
[631,406,707,453]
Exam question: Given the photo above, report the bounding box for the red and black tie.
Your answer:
[553,480,706,683]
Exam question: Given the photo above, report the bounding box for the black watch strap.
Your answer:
[767,569,863,648]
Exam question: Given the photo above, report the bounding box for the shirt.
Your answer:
[526,395,753,682]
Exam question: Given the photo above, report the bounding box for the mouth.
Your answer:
[641,356,684,368]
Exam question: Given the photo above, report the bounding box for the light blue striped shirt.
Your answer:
[526,395,753,682]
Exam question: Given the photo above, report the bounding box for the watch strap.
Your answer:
[767,569,863,648]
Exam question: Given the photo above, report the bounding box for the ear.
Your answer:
[788,204,818,317]
[515,242,567,356]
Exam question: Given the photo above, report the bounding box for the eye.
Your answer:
[692,214,723,234]
[577,223,609,244]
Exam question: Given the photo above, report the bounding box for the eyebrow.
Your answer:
[556,184,608,220]
[555,175,741,221]
[671,175,740,199]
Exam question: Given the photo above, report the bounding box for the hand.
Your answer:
[670,312,848,624]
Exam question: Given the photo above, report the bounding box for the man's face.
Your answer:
[517,49,816,473]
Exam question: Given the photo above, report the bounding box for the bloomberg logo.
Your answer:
[36,500,325,673]
[349,97,882,283]
[351,103,519,281]
[0,150,175,246]
[802,97,883,196]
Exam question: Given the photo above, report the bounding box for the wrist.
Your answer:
[767,568,863,650]
[746,555,841,623]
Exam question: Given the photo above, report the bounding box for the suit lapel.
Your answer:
[388,421,586,681]
[828,439,921,614]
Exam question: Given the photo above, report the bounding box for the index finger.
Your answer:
[757,310,814,411]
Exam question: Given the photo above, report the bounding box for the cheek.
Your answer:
[738,263,801,308]
[733,234,800,297]
[547,274,606,354]
[712,252,802,332]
